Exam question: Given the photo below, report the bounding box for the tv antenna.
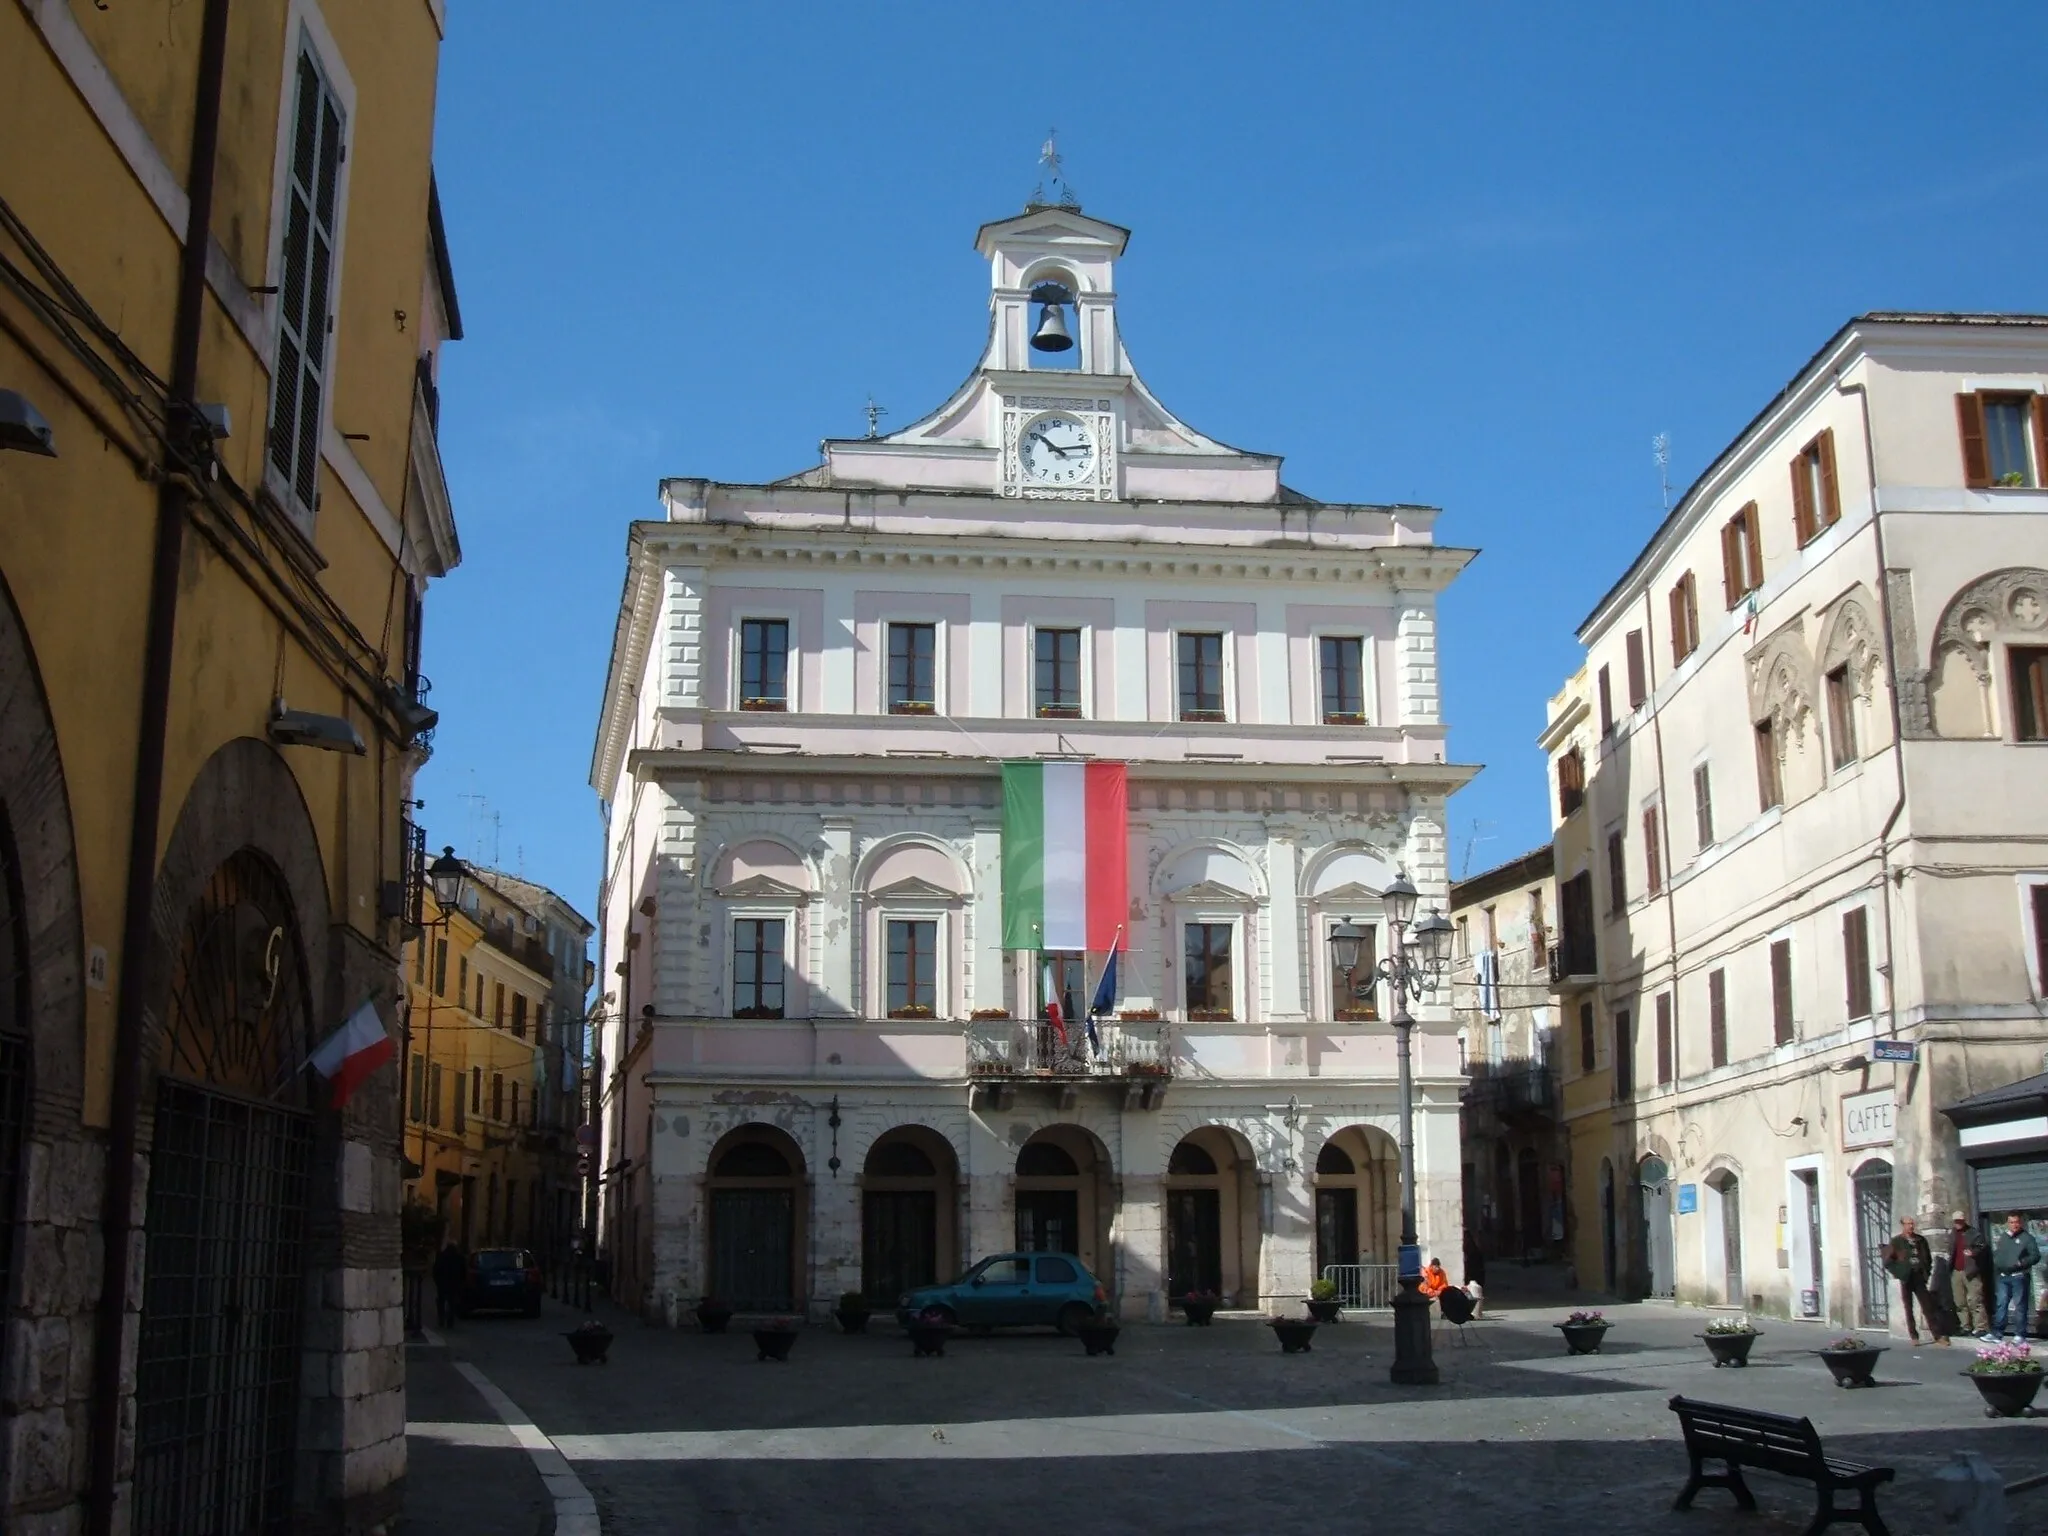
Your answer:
[1459,819,1497,880]
[863,396,887,439]
[1653,432,1672,512]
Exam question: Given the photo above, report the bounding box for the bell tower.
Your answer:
[974,206,1132,378]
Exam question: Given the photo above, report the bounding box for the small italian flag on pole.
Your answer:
[307,999,395,1109]
[1002,760,1128,951]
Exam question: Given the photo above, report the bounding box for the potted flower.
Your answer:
[1118,1008,1162,1022]
[1125,1061,1169,1078]
[693,1296,733,1334]
[833,1290,871,1334]
[1307,1277,1343,1324]
[564,1319,614,1365]
[1816,1334,1884,1388]
[1268,1313,1319,1354]
[1964,1339,2044,1417]
[969,1008,1011,1021]
[907,1305,953,1358]
[1075,1303,1121,1357]
[888,1003,935,1020]
[752,1316,800,1363]
[1555,1309,1609,1355]
[1180,1289,1221,1327]
[1700,1315,1760,1367]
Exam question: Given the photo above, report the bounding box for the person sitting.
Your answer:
[1463,1278,1485,1318]
[1419,1258,1450,1298]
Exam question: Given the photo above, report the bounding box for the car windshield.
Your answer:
[475,1250,531,1271]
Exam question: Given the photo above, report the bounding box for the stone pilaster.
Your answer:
[660,564,707,712]
[1114,1174,1165,1321]
[814,818,855,1017]
[652,779,701,1017]
[1395,597,1440,726]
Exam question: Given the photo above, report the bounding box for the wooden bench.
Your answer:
[1668,1395,1893,1535]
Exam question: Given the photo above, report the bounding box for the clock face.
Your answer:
[1020,412,1097,487]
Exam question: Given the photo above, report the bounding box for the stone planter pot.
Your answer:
[1966,1368,2044,1418]
[1555,1322,1609,1356]
[833,1308,871,1335]
[1307,1300,1343,1324]
[753,1327,799,1363]
[1180,1300,1217,1327]
[908,1322,952,1358]
[1701,1331,1759,1367]
[565,1325,613,1365]
[1269,1319,1319,1354]
[1817,1345,1884,1388]
[694,1302,733,1335]
[1076,1320,1120,1357]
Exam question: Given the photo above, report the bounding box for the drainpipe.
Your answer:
[89,4,233,1532]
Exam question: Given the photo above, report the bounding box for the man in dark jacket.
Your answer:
[1991,1212,2043,1342]
[432,1241,466,1329]
[1884,1216,1945,1345]
[1947,1211,1990,1337]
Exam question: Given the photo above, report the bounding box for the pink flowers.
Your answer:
[1970,1340,2040,1375]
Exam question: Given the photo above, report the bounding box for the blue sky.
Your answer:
[421,2,2048,913]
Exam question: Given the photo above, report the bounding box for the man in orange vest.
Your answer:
[1419,1258,1450,1298]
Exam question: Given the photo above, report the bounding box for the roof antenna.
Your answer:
[1459,819,1497,880]
[1027,129,1081,212]
[864,396,887,439]
[1653,432,1672,512]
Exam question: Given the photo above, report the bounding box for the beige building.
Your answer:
[1543,312,2048,1333]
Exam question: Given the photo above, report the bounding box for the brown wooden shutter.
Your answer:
[1669,582,1688,663]
[1625,630,1646,708]
[2033,884,2048,996]
[1817,429,1840,527]
[2034,395,2048,488]
[1614,1008,1632,1093]
[1791,446,1815,544]
[1643,805,1662,895]
[1843,908,1872,1019]
[1655,993,1673,1084]
[1958,393,1991,487]
[1771,938,1794,1044]
[1721,519,1742,608]
[1742,504,1763,595]
[1708,969,1727,1069]
[1598,665,1614,734]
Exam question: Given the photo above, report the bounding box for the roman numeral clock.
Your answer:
[1002,396,1117,499]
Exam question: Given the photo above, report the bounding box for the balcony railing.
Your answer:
[967,1019,1173,1079]
[1465,1064,1556,1119]
[479,921,556,981]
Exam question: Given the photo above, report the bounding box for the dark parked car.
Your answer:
[897,1252,1106,1334]
[462,1248,543,1317]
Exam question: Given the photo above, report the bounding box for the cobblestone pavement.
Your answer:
[414,1296,2048,1535]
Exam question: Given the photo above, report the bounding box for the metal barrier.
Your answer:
[1320,1263,1401,1309]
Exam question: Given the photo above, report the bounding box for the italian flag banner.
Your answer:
[1002,761,1127,952]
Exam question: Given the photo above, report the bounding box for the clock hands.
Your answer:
[1026,430,1070,459]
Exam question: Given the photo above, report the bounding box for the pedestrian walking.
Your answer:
[1947,1211,1990,1337]
[1990,1212,2041,1342]
[432,1240,466,1329]
[1884,1216,1947,1345]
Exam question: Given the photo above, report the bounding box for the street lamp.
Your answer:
[1328,875,1454,1387]
[413,846,469,1186]
[429,844,469,910]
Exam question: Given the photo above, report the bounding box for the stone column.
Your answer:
[1117,1175,1166,1322]
[815,816,855,1017]
[1265,827,1304,1023]
[1395,595,1440,727]
[652,777,702,1017]
[660,564,708,713]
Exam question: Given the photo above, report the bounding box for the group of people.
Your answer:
[1885,1211,2041,1346]
[1419,1257,1482,1314]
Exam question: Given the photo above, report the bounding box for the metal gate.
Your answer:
[1167,1189,1222,1298]
[1015,1190,1078,1255]
[1315,1187,1358,1275]
[132,1080,312,1535]
[0,805,29,1382]
[862,1190,936,1305]
[1853,1160,1893,1327]
[1641,1157,1675,1299]
[710,1188,794,1310]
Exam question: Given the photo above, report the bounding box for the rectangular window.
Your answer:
[1721,502,1763,606]
[1843,907,1873,1020]
[740,619,790,710]
[452,1076,465,1133]
[428,1063,443,1128]
[1034,628,1083,717]
[1708,969,1728,1069]
[1319,636,1367,723]
[1559,872,1597,978]
[471,1066,481,1113]
[1826,664,1859,767]
[1606,829,1627,913]
[734,918,786,1018]
[886,919,937,1016]
[457,956,468,1009]
[1771,939,1795,1044]
[491,1072,504,1121]
[1177,632,1227,722]
[1578,1000,1596,1072]
[412,938,426,984]
[1967,392,2041,487]
[1529,889,1547,967]
[888,622,937,713]
[494,982,505,1029]
[1333,923,1378,1020]
[1597,665,1614,735]
[2034,885,2048,997]
[511,1082,521,1127]
[1693,763,1714,851]
[267,48,346,518]
[2012,647,2048,741]
[1755,719,1783,811]
[1643,805,1663,898]
[408,1052,425,1122]
[1655,993,1673,1085]
[1669,572,1700,664]
[1483,904,1498,951]
[474,973,484,1015]
[432,938,447,996]
[1625,630,1647,710]
[1791,429,1841,546]
[512,994,527,1040]
[1184,923,1234,1018]
[1557,746,1586,817]
[1043,953,1087,1022]
[1613,1008,1633,1095]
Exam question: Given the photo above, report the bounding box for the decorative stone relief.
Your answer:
[1745,622,1816,758]
[1817,591,1883,700]
[1932,567,2048,686]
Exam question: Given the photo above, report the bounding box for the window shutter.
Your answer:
[1742,504,1763,596]
[2034,396,2048,487]
[1958,393,1991,487]
[1655,993,1673,1084]
[1817,429,1840,526]
[1790,447,1815,544]
[1721,520,1742,608]
[1643,805,1662,895]
[1771,938,1794,1044]
[1669,582,1686,664]
[1708,970,1727,1069]
[1694,763,1713,850]
[267,50,346,517]
[1625,630,1646,709]
[1598,665,1614,734]
[1843,908,1872,1019]
[2033,884,2048,995]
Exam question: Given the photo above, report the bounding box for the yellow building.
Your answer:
[1,5,458,1533]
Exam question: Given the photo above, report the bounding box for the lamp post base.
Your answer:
[1389,1282,1439,1386]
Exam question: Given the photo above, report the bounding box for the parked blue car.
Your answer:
[897,1252,1106,1334]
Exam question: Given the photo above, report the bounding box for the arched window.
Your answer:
[1316,1142,1355,1176]
[866,1140,936,1178]
[1017,1142,1079,1177]
[715,1142,794,1179]
[1169,1141,1219,1176]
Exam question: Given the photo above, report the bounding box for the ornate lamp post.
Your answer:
[415,846,469,1175]
[1329,873,1453,1386]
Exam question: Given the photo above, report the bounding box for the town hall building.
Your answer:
[589,196,1476,1322]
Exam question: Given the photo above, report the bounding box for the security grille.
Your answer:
[0,806,29,1360]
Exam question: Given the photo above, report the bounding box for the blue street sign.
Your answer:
[1871,1039,1917,1063]
[1678,1183,1698,1215]
[1398,1243,1422,1279]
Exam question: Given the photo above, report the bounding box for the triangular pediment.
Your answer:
[869,875,963,904]
[1308,882,1387,909]
[1165,879,1260,907]
[715,873,811,904]
[974,206,1131,258]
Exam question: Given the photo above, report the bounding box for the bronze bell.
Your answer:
[1030,302,1073,353]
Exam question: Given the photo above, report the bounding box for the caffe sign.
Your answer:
[1842,1088,1895,1151]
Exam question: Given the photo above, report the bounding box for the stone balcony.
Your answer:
[966,1018,1173,1110]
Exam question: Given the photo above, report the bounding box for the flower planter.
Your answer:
[565,1325,613,1365]
[1556,1322,1609,1356]
[1966,1368,2044,1418]
[694,1303,733,1335]
[753,1327,799,1362]
[908,1322,952,1358]
[1181,1300,1218,1327]
[1817,1345,1884,1388]
[1269,1319,1319,1354]
[1307,1300,1342,1324]
[833,1308,871,1335]
[1076,1321,1120,1357]
[1701,1331,1759,1367]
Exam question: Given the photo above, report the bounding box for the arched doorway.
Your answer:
[134,848,317,1536]
[1165,1127,1260,1306]
[1313,1125,1398,1274]
[1490,1139,1513,1256]
[1705,1168,1744,1307]
[1852,1158,1894,1327]
[706,1125,807,1310]
[862,1126,958,1305]
[1640,1155,1674,1299]
[1599,1159,1617,1293]
[1517,1146,1542,1256]
[0,804,31,1397]
[1015,1126,1113,1274]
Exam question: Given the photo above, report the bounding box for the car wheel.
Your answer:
[1057,1303,1092,1336]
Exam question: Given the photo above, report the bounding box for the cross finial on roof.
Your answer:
[1026,129,1082,212]
[863,396,887,439]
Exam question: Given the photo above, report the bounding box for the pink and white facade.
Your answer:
[589,204,1476,1321]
